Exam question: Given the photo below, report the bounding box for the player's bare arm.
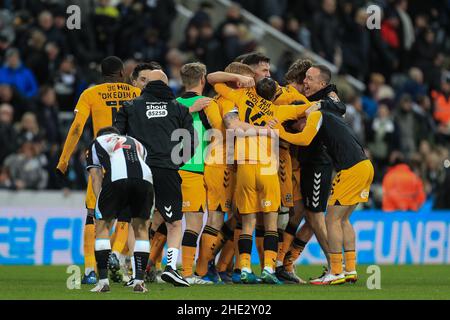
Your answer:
[88,167,103,199]
[207,72,255,88]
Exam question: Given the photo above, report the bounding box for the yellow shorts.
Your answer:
[85,176,96,210]
[204,165,235,212]
[234,163,281,214]
[180,170,206,213]
[292,168,302,202]
[279,147,293,207]
[328,160,374,206]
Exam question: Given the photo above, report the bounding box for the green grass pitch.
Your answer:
[0,265,449,300]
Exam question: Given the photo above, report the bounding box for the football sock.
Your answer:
[233,223,242,270]
[344,250,356,272]
[111,221,129,254]
[134,240,150,281]
[196,226,220,277]
[276,222,297,266]
[277,228,284,255]
[155,252,163,270]
[255,227,264,271]
[131,256,136,278]
[166,248,179,270]
[238,234,252,273]
[330,252,343,275]
[263,231,278,273]
[284,237,307,272]
[149,224,167,265]
[181,229,198,277]
[94,239,111,281]
[84,215,96,275]
[217,238,235,273]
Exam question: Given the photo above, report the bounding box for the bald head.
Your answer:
[148,70,169,85]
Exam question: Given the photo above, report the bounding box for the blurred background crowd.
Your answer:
[0,0,449,210]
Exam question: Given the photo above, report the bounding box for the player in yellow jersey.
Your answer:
[272,59,316,284]
[213,76,314,284]
[56,56,140,284]
[196,62,271,283]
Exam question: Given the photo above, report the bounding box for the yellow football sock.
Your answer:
[283,238,306,272]
[84,223,96,271]
[330,252,343,275]
[196,226,220,277]
[239,253,251,271]
[277,231,295,263]
[263,231,278,272]
[344,250,356,272]
[233,227,242,270]
[111,221,128,253]
[181,230,199,277]
[149,232,167,265]
[156,252,163,270]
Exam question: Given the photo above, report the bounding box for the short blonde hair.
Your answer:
[180,62,207,89]
[224,62,255,77]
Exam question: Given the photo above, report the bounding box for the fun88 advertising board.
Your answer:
[1,191,450,265]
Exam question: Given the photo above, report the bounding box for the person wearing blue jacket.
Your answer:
[0,48,38,98]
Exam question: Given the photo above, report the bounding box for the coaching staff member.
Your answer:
[115,70,197,287]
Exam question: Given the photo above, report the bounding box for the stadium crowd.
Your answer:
[0,0,449,210]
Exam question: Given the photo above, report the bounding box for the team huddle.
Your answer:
[56,52,374,293]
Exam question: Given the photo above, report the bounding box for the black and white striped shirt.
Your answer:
[86,134,153,185]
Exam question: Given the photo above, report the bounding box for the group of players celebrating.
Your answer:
[56,51,374,293]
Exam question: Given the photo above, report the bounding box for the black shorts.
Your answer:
[300,164,332,213]
[96,179,154,221]
[151,167,183,223]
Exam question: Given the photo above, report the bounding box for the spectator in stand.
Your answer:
[367,103,400,181]
[397,67,428,101]
[432,73,450,133]
[344,94,367,145]
[36,85,61,146]
[341,6,370,80]
[394,94,420,157]
[37,10,66,54]
[165,48,186,95]
[362,73,385,119]
[16,112,42,144]
[141,0,177,42]
[283,15,311,49]
[0,103,18,164]
[53,55,85,111]
[0,83,29,122]
[94,0,120,57]
[136,28,168,67]
[196,23,223,73]
[310,0,341,64]
[0,48,38,98]
[187,1,213,30]
[24,29,48,85]
[382,152,426,212]
[0,136,48,190]
[45,41,61,80]
[115,0,145,59]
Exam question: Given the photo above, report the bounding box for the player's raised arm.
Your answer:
[56,92,91,175]
[279,111,323,146]
[207,72,255,88]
